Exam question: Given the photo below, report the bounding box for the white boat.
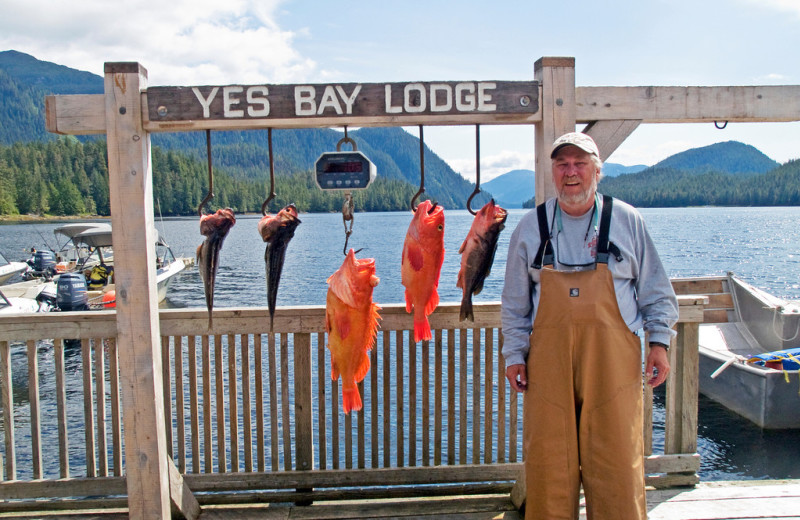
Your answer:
[674,273,800,429]
[0,287,49,314]
[52,222,113,273]
[3,226,190,311]
[71,226,189,306]
[0,251,28,285]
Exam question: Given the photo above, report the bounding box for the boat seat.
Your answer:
[699,322,768,357]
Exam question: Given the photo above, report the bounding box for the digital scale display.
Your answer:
[314,151,376,190]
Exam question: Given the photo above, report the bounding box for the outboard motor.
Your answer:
[56,272,89,312]
[34,250,56,272]
[24,250,57,280]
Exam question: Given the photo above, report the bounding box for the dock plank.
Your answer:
[1,481,799,519]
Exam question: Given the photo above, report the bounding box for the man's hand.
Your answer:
[645,346,670,387]
[506,364,528,392]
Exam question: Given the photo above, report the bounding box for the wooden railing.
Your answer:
[0,295,704,509]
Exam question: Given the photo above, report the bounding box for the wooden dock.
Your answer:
[0,480,797,519]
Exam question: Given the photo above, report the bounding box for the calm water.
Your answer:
[1,206,800,481]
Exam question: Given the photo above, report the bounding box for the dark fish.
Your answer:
[456,200,507,322]
[258,203,301,330]
[197,208,236,329]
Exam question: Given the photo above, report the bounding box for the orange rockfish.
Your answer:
[456,200,507,322]
[326,248,381,413]
[401,200,445,343]
[197,208,236,329]
[258,203,301,331]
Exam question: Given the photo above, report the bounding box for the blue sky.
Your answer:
[1,0,798,181]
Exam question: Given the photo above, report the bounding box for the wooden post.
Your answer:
[534,57,576,205]
[103,62,197,519]
[665,321,700,455]
[294,332,314,504]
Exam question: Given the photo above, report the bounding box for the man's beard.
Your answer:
[558,177,596,208]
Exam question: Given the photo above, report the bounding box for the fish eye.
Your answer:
[437,225,443,231]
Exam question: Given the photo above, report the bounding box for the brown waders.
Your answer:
[523,197,645,520]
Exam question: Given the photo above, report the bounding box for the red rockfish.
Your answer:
[258,204,301,331]
[401,200,445,343]
[326,248,381,413]
[197,208,236,329]
[456,200,507,321]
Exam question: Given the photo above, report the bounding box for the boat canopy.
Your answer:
[54,223,111,241]
[74,227,168,248]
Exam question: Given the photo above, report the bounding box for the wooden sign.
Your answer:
[146,81,538,127]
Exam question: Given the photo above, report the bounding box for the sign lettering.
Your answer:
[148,81,538,124]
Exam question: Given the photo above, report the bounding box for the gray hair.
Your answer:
[591,155,604,181]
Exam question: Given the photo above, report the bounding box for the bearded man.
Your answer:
[501,132,678,519]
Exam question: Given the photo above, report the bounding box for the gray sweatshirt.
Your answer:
[500,195,679,367]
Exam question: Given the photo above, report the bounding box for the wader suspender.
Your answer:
[532,194,621,269]
[532,202,554,268]
[596,194,623,264]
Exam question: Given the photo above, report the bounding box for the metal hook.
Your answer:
[342,191,361,255]
[715,121,728,130]
[261,128,276,216]
[198,129,214,216]
[467,124,482,215]
[411,125,425,212]
[337,126,358,152]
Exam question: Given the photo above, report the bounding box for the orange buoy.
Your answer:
[102,290,116,309]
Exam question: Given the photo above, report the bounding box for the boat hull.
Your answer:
[694,274,800,429]
[699,345,800,429]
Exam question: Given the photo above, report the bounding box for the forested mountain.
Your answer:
[652,141,778,175]
[0,50,489,214]
[0,137,424,216]
[522,141,795,208]
[598,159,800,207]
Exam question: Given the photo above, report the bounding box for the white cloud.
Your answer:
[0,0,317,85]
[740,0,800,17]
[448,150,534,183]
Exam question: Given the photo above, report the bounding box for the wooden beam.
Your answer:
[583,119,642,162]
[168,459,201,519]
[103,61,173,519]
[44,83,800,136]
[576,85,800,123]
[45,94,106,135]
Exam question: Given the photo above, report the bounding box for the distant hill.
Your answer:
[483,169,534,208]
[598,142,793,207]
[0,50,103,94]
[651,141,778,176]
[603,163,647,177]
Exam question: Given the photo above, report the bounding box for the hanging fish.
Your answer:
[456,200,508,322]
[326,248,381,413]
[258,203,301,330]
[197,208,236,329]
[401,199,445,343]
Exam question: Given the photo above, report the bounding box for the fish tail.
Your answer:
[459,294,474,322]
[413,316,432,343]
[342,386,362,414]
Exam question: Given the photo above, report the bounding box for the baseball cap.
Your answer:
[550,132,600,159]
